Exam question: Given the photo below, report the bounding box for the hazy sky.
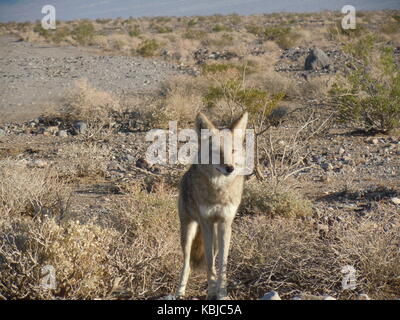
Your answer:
[0,0,399,22]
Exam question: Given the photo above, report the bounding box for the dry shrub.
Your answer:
[230,213,400,299]
[56,142,111,178]
[138,75,209,129]
[241,182,312,218]
[63,78,122,124]
[62,78,122,138]
[298,75,333,101]
[0,217,118,299]
[260,70,299,99]
[0,161,67,218]
[0,183,180,299]
[160,75,207,126]
[333,217,400,298]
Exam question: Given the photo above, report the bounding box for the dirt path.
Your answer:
[0,35,183,123]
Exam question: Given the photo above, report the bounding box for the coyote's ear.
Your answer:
[230,112,248,142]
[230,112,248,131]
[195,112,216,134]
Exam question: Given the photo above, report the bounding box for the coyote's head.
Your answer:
[195,112,249,176]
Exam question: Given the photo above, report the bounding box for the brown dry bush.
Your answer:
[229,214,400,299]
[0,180,181,299]
[241,182,313,218]
[0,161,68,218]
[62,78,122,138]
[134,75,209,129]
[56,142,111,178]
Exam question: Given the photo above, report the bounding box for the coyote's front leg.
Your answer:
[201,221,218,299]
[217,220,233,300]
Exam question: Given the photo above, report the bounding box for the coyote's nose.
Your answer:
[226,165,234,173]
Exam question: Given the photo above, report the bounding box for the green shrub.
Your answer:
[330,38,400,132]
[204,78,283,117]
[128,25,141,37]
[33,23,50,38]
[72,21,95,45]
[187,19,198,27]
[202,63,236,74]
[342,34,375,61]
[245,24,263,36]
[263,26,299,49]
[241,182,313,218]
[182,28,207,40]
[152,24,173,33]
[137,39,159,57]
[327,20,366,40]
[212,24,232,32]
[52,27,70,43]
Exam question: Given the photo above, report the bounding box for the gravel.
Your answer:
[0,35,185,123]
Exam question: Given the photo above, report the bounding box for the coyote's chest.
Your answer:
[199,203,238,222]
[197,176,243,222]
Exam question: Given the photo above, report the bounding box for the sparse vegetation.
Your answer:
[137,39,159,57]
[72,21,95,45]
[330,36,400,132]
[128,25,141,37]
[1,9,400,300]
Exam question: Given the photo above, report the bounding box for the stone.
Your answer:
[73,121,87,134]
[323,295,336,300]
[391,197,400,205]
[136,157,150,170]
[43,126,59,136]
[305,48,331,70]
[321,162,333,172]
[27,159,48,168]
[0,128,5,136]
[260,291,281,300]
[57,130,68,137]
[126,155,135,162]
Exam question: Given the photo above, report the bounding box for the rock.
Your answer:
[108,161,123,171]
[391,197,400,205]
[73,121,87,134]
[43,126,59,136]
[357,294,371,300]
[366,137,379,145]
[291,296,302,300]
[159,294,176,300]
[321,162,333,172]
[136,157,150,170]
[57,130,68,137]
[305,48,331,70]
[268,106,291,125]
[339,147,346,156]
[341,155,354,165]
[260,291,281,300]
[0,128,5,136]
[27,159,48,168]
[297,294,335,300]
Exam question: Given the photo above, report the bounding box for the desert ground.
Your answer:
[0,10,399,300]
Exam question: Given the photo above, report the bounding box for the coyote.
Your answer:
[176,112,249,300]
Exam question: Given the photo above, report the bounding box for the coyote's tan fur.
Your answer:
[176,112,249,300]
